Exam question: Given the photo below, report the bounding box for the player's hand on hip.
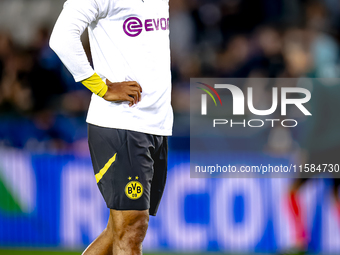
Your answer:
[103,80,142,107]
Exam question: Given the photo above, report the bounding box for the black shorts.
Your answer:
[88,124,168,216]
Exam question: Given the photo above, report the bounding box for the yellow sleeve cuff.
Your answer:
[81,73,108,98]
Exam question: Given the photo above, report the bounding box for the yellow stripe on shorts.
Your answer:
[95,153,117,183]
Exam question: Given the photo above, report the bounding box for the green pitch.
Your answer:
[0,252,252,255]
[0,251,186,255]
[0,251,80,255]
[0,252,222,255]
[0,251,209,255]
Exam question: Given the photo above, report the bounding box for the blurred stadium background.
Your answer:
[1,0,340,254]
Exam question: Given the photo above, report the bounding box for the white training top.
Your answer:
[50,0,173,136]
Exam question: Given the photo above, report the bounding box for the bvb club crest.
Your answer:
[125,176,143,200]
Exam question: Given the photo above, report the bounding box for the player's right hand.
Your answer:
[103,80,142,107]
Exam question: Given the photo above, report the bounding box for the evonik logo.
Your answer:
[123,17,169,37]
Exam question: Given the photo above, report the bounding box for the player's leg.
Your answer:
[110,209,149,255]
[86,125,166,254]
[82,209,149,255]
[82,214,114,255]
[83,124,123,255]
[82,195,151,255]
[108,135,167,254]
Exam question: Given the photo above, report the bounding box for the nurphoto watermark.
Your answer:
[190,78,340,179]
